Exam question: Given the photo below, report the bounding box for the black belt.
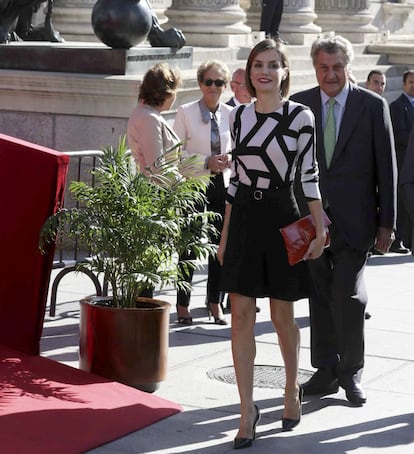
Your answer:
[238,183,292,201]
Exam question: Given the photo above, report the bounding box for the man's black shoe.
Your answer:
[369,247,384,256]
[389,241,410,254]
[344,382,367,405]
[301,368,339,395]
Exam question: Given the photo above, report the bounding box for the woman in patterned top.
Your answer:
[217,39,326,449]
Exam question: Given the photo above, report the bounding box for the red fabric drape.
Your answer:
[0,134,69,355]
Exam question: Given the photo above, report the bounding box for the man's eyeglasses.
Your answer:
[203,79,225,87]
[231,81,246,88]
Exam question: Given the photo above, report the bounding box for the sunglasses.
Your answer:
[203,79,225,87]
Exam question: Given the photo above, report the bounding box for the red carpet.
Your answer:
[0,345,182,454]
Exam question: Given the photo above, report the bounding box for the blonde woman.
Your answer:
[173,60,232,325]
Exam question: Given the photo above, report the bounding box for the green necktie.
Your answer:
[324,98,336,168]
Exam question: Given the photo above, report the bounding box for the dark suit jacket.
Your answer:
[389,93,414,167]
[291,84,397,251]
[226,97,236,107]
[401,124,414,223]
[401,124,414,185]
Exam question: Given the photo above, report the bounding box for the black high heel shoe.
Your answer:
[233,405,261,449]
[176,305,192,325]
[282,385,303,432]
[206,302,227,325]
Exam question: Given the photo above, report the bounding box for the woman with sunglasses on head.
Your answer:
[217,39,326,448]
[173,60,232,325]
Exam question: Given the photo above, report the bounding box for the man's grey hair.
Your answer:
[231,68,246,82]
[310,35,354,66]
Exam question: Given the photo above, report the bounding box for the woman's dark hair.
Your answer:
[245,39,290,99]
[139,63,181,107]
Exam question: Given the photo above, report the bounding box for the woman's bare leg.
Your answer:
[231,292,258,438]
[270,298,301,419]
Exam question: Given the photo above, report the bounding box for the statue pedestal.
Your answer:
[0,42,193,75]
[0,41,193,153]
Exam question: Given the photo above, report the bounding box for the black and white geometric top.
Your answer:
[226,100,321,203]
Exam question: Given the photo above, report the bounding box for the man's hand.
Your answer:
[374,227,394,254]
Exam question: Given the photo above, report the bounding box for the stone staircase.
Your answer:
[170,42,407,118]
[1,39,412,152]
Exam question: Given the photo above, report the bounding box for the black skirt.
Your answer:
[221,183,309,301]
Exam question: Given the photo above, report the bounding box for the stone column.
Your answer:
[165,0,252,47]
[282,0,321,44]
[53,0,97,42]
[245,0,321,45]
[146,0,172,24]
[245,0,260,31]
[315,0,377,43]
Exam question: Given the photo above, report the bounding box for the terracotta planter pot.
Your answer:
[79,296,170,393]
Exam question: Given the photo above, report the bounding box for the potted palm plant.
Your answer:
[40,135,217,392]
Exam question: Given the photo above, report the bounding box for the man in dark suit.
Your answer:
[226,68,252,108]
[366,69,386,97]
[260,0,283,41]
[291,35,396,405]
[389,70,414,253]
[401,124,414,248]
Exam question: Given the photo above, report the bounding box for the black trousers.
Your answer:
[402,183,414,248]
[260,0,284,36]
[176,174,226,307]
[395,149,412,248]
[308,223,368,386]
[395,183,412,248]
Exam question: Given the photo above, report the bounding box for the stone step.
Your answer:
[182,44,406,105]
[190,44,385,69]
[191,47,244,65]
[189,44,390,77]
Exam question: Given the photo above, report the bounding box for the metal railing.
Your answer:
[49,150,105,316]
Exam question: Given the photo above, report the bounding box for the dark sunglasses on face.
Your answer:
[203,79,225,87]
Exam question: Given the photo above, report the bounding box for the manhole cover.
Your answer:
[207,365,313,389]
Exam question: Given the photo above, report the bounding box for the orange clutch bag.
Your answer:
[279,212,332,266]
